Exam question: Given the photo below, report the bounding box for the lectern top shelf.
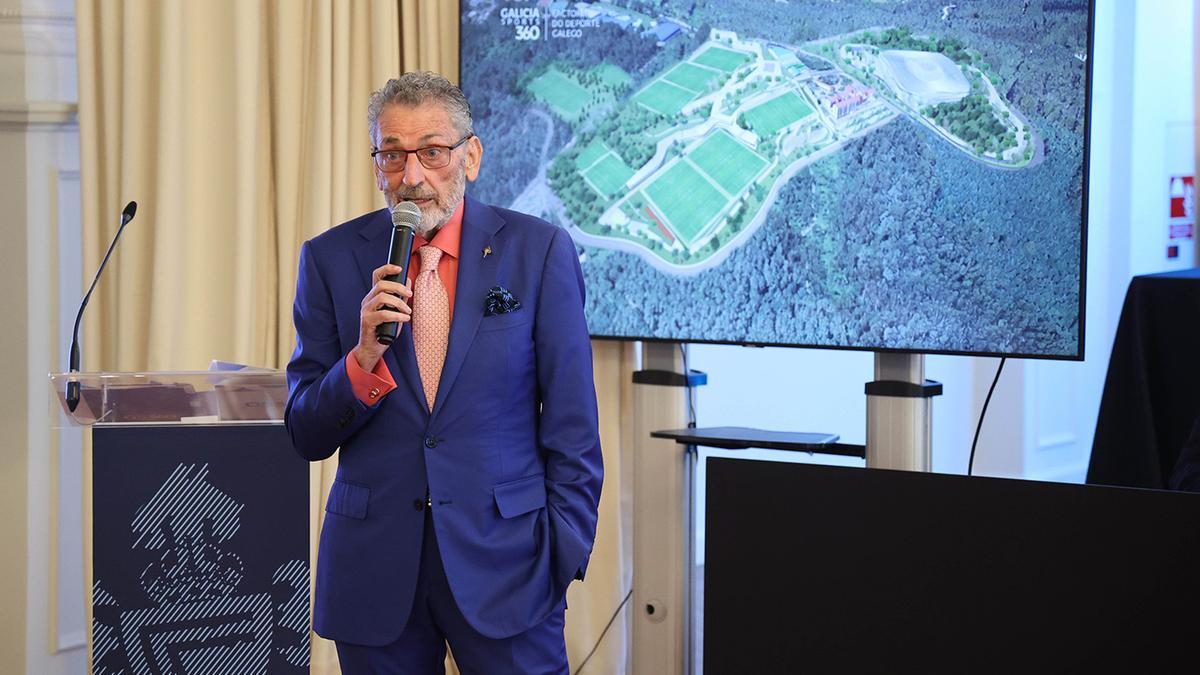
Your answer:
[49,370,288,426]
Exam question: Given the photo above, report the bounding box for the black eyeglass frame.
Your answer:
[370,134,474,172]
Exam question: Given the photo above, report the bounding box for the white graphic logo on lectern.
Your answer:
[92,463,309,675]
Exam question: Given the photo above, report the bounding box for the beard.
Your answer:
[385,159,468,238]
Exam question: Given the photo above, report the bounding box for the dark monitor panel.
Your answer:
[705,458,1200,672]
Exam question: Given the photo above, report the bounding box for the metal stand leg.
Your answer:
[866,352,942,471]
[632,342,700,675]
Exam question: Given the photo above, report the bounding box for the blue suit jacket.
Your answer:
[285,196,603,644]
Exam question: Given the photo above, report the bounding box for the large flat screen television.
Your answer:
[460,0,1093,359]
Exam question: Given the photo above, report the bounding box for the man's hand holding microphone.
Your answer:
[353,201,421,372]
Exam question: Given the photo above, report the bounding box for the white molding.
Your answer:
[55,630,85,653]
[0,12,75,57]
[0,101,77,128]
[52,168,84,661]
[0,10,74,26]
[1035,432,1079,454]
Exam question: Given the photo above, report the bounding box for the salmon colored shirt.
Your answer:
[345,199,464,405]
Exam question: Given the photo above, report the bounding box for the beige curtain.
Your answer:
[570,341,636,674]
[77,0,401,373]
[77,1,632,672]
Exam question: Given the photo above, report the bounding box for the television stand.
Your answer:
[866,352,942,471]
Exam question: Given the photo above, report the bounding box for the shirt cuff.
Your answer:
[345,352,397,405]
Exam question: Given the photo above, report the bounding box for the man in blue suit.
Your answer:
[285,71,603,674]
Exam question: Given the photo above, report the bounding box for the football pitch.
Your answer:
[743,91,813,136]
[528,68,590,118]
[643,161,726,247]
[689,130,767,195]
[632,80,696,116]
[662,62,720,93]
[583,152,636,198]
[633,45,749,117]
[640,130,766,247]
[693,46,751,72]
[575,140,609,170]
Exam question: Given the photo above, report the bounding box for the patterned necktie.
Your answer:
[412,245,449,411]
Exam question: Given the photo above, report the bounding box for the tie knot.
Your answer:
[418,245,443,272]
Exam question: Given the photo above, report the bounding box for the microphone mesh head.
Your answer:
[391,201,422,229]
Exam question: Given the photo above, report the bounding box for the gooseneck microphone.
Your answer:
[375,201,421,345]
[66,200,138,412]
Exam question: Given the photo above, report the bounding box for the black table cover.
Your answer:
[1087,268,1200,489]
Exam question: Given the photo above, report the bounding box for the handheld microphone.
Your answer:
[66,200,137,412]
[375,201,421,346]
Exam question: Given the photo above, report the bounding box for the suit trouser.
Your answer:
[335,506,569,675]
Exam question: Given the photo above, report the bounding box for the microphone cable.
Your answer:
[968,357,1006,476]
[571,588,632,675]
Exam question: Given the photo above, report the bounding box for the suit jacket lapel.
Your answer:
[432,197,505,417]
[352,208,427,410]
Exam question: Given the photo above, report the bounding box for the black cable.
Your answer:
[968,357,1006,476]
[571,588,633,675]
[678,343,697,428]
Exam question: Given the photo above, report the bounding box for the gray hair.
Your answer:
[367,72,474,147]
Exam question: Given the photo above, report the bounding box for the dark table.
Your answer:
[1087,267,1200,489]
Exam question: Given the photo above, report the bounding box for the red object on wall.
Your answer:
[1169,175,1194,223]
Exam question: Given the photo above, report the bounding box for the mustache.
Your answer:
[392,189,438,203]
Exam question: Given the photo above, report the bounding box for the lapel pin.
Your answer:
[483,246,492,258]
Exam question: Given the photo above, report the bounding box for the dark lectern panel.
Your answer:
[93,424,310,674]
[705,459,1200,673]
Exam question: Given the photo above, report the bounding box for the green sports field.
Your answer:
[662,62,719,93]
[595,62,634,88]
[583,153,636,198]
[632,80,696,116]
[689,131,767,196]
[575,140,609,170]
[693,46,751,72]
[528,68,591,119]
[742,91,813,136]
[642,160,727,246]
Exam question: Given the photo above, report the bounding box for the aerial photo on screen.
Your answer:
[461,0,1091,357]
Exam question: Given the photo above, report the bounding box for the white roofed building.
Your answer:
[875,49,970,108]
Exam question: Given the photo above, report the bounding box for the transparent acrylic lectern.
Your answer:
[51,370,312,674]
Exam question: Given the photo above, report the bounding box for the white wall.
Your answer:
[1129,0,1196,273]
[1,0,86,673]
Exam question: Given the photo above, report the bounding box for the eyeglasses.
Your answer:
[371,134,473,173]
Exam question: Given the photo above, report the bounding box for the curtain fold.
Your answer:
[79,2,401,673]
[77,1,630,672]
[569,340,636,674]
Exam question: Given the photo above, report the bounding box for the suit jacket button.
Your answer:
[412,499,424,511]
[424,436,437,449]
